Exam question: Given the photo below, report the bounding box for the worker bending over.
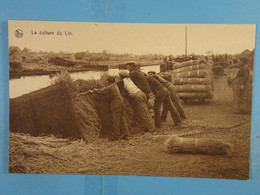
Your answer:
[118,70,155,132]
[147,70,187,120]
[146,73,182,128]
[78,75,130,141]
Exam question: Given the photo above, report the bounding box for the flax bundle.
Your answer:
[173,64,207,74]
[174,84,211,93]
[175,69,209,78]
[173,78,210,85]
[164,136,230,155]
[176,92,212,99]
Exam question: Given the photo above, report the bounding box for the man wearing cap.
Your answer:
[78,75,130,140]
[146,71,182,128]
[126,61,155,99]
[147,70,187,120]
[126,61,155,114]
[118,70,155,132]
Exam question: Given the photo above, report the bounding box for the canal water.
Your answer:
[9,65,160,98]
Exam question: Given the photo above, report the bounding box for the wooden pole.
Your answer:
[185,26,187,57]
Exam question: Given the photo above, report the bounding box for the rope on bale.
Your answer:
[173,64,207,74]
[174,84,210,93]
[173,78,210,85]
[175,69,209,79]
[164,136,231,155]
[171,58,213,101]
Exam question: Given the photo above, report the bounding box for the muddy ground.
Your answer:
[9,67,251,180]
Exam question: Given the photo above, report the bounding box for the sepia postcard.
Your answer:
[8,20,255,179]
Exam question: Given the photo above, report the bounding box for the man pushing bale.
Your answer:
[77,75,130,141]
[118,70,155,132]
[125,61,155,132]
[146,72,182,128]
[147,70,187,121]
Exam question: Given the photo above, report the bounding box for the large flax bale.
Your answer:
[174,84,211,93]
[74,94,100,142]
[74,78,135,137]
[176,92,212,99]
[172,59,208,69]
[171,58,213,101]
[91,93,135,137]
[9,95,35,136]
[173,64,207,73]
[173,78,210,85]
[173,60,198,69]
[165,136,231,155]
[92,94,113,138]
[73,79,112,138]
[10,81,81,139]
[175,69,209,78]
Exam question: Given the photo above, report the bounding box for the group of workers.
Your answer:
[78,61,187,141]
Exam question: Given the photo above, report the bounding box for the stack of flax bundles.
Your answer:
[171,58,213,101]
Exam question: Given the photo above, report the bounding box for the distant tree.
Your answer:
[9,46,21,55]
[206,50,213,55]
[215,55,219,62]
[224,53,228,61]
[75,52,86,60]
[22,48,31,53]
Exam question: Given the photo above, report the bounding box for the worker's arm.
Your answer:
[77,85,112,97]
[77,90,93,97]
[92,84,113,95]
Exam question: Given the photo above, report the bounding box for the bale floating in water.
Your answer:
[164,136,231,155]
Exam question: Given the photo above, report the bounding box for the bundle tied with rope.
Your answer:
[164,136,231,155]
[172,58,214,100]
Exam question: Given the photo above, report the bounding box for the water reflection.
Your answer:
[9,65,160,98]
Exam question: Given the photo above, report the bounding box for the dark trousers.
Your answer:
[154,88,181,128]
[112,103,130,139]
[132,91,155,131]
[161,85,187,120]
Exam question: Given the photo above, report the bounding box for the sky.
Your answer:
[8,20,256,56]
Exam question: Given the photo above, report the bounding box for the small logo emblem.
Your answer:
[15,29,23,38]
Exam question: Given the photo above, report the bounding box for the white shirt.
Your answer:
[123,78,141,97]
